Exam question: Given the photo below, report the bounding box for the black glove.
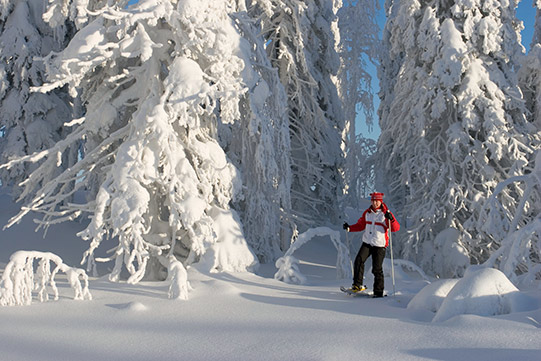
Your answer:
[343,222,349,230]
[385,211,394,221]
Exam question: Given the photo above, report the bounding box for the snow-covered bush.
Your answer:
[420,228,470,278]
[196,207,258,274]
[274,227,352,284]
[0,250,92,306]
[275,255,307,285]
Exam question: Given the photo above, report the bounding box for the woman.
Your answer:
[343,192,400,297]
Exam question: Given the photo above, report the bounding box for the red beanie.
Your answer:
[370,192,384,201]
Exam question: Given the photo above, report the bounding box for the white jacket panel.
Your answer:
[362,210,387,247]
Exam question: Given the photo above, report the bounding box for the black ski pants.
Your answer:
[353,242,386,296]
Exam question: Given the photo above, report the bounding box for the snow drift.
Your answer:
[409,266,539,322]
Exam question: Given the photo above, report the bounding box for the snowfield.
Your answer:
[1,193,540,361]
[1,0,540,360]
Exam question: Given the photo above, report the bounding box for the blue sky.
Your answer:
[517,0,536,51]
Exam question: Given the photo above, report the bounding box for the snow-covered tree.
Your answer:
[343,135,376,203]
[248,0,346,229]
[2,0,269,284]
[335,0,379,205]
[0,0,76,197]
[218,7,294,262]
[373,0,411,227]
[492,0,541,286]
[378,0,540,277]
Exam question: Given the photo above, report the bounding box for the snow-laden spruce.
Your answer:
[377,0,540,278]
[0,0,77,198]
[1,0,280,287]
[220,7,294,262]
[509,0,541,288]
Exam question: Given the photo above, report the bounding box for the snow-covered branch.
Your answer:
[274,227,352,284]
[480,152,541,286]
[0,250,92,306]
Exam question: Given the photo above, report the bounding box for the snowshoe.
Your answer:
[340,285,367,296]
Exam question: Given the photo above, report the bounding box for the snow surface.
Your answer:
[1,191,541,361]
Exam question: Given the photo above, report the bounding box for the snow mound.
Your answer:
[407,278,459,313]
[432,267,533,322]
[121,301,148,312]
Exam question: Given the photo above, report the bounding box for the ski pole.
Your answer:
[388,218,396,296]
[345,229,353,278]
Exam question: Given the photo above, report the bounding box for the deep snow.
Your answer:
[0,190,540,361]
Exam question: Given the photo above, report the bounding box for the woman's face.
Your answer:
[372,199,382,209]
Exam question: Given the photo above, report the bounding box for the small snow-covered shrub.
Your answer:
[275,255,307,285]
[0,251,92,306]
[167,257,191,301]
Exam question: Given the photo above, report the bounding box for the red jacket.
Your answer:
[348,202,400,247]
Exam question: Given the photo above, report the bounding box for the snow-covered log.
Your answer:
[0,250,92,306]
